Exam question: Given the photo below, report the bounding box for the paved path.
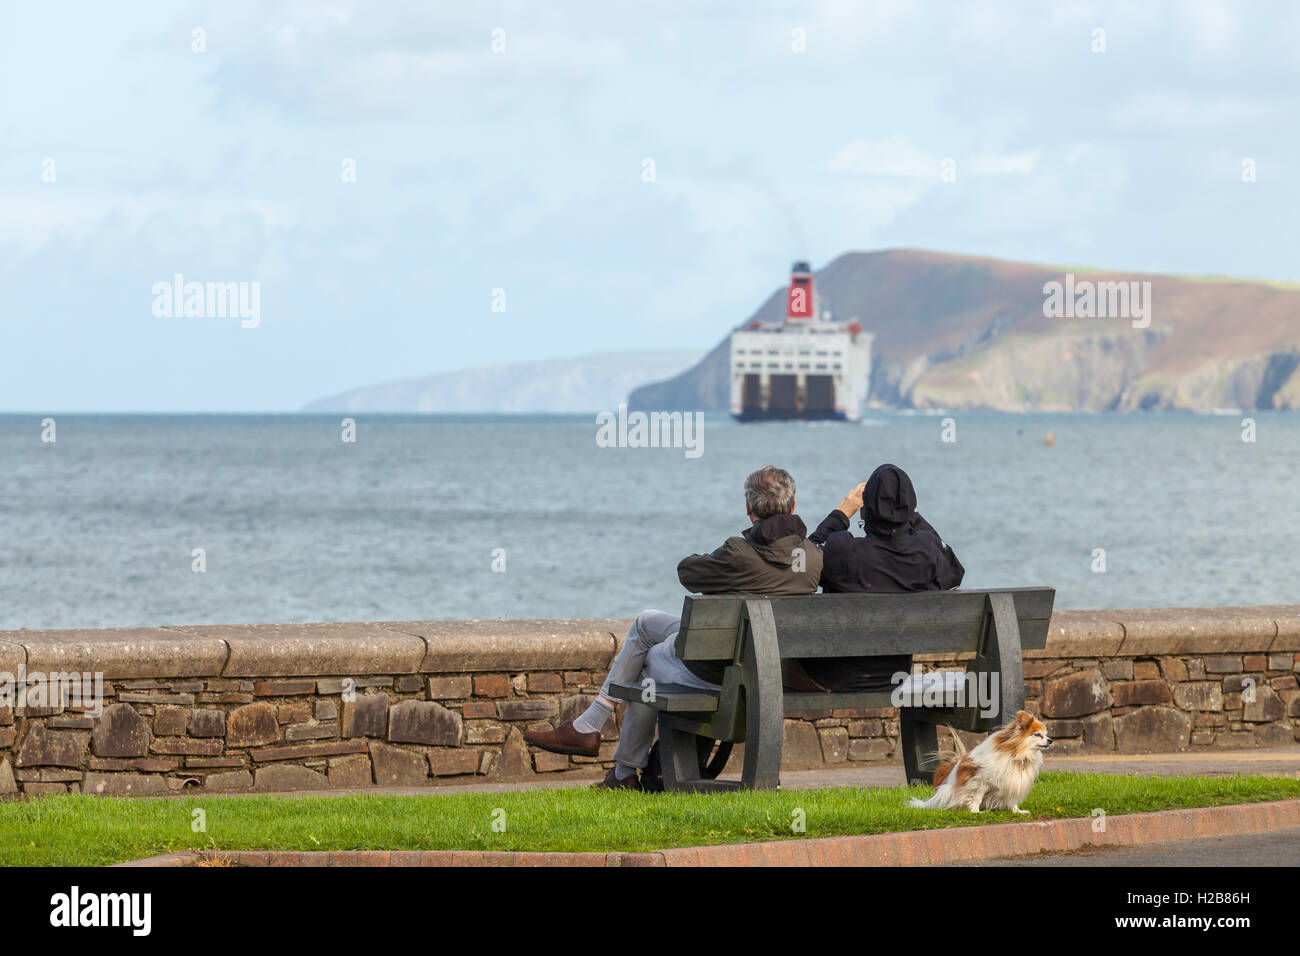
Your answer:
[775,748,1300,791]
[944,825,1300,867]
[176,747,1300,801]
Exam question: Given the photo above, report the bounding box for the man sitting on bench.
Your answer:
[783,462,966,694]
[524,465,822,790]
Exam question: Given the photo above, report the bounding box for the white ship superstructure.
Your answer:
[729,262,873,421]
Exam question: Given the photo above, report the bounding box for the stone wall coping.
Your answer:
[0,639,27,673]
[1025,606,1300,659]
[193,622,427,677]
[0,619,622,679]
[3,605,1297,679]
[6,627,227,679]
[388,619,622,673]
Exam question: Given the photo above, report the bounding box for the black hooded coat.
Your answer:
[796,464,966,691]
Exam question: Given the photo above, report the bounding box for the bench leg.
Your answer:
[659,717,741,793]
[986,592,1025,725]
[900,710,938,787]
[739,600,783,791]
[738,687,782,791]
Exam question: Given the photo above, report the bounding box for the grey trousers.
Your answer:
[601,610,720,769]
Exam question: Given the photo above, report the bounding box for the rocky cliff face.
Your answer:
[628,250,1300,413]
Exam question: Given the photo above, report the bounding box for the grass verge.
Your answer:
[3,771,1298,866]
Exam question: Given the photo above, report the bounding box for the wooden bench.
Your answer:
[607,588,1055,791]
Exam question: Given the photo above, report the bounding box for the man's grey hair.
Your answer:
[744,465,796,519]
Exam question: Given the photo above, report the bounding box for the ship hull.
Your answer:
[729,328,872,424]
[731,409,850,422]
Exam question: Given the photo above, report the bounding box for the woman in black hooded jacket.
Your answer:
[791,463,965,693]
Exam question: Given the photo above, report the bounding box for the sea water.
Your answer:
[1,411,1295,629]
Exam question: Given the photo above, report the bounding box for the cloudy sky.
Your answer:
[2,0,1296,411]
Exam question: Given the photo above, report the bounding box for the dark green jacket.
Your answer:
[676,513,822,597]
[676,514,821,683]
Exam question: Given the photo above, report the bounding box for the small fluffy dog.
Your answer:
[907,710,1051,814]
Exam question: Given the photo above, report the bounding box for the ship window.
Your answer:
[815,363,828,370]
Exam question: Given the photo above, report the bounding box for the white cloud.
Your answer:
[827,136,1039,178]
[1185,0,1239,53]
[1111,91,1274,131]
[807,0,920,46]
[826,135,939,177]
[182,0,626,121]
[968,150,1040,176]
[0,194,299,250]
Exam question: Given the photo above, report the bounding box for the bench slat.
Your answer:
[675,621,1053,660]
[681,588,1055,631]
[606,681,719,713]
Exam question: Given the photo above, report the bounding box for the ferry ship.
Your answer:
[729,262,874,421]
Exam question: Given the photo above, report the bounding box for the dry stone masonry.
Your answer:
[0,607,1297,799]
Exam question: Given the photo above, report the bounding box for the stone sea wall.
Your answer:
[1,607,1297,799]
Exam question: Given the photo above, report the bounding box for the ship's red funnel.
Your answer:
[786,261,813,321]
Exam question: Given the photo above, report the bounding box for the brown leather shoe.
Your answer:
[592,766,642,791]
[523,720,600,757]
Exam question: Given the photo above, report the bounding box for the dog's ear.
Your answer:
[1015,710,1033,727]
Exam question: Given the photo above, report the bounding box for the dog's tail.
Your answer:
[948,725,967,755]
[909,726,968,808]
[922,724,966,764]
[907,793,942,808]
[922,725,966,785]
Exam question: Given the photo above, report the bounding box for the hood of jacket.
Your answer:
[742,513,809,561]
[862,463,916,534]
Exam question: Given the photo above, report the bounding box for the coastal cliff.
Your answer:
[629,250,1300,413]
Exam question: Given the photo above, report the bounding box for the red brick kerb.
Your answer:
[116,797,1300,867]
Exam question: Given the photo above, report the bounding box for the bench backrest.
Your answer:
[674,588,1055,663]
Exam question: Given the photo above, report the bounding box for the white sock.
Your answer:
[572,698,614,735]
